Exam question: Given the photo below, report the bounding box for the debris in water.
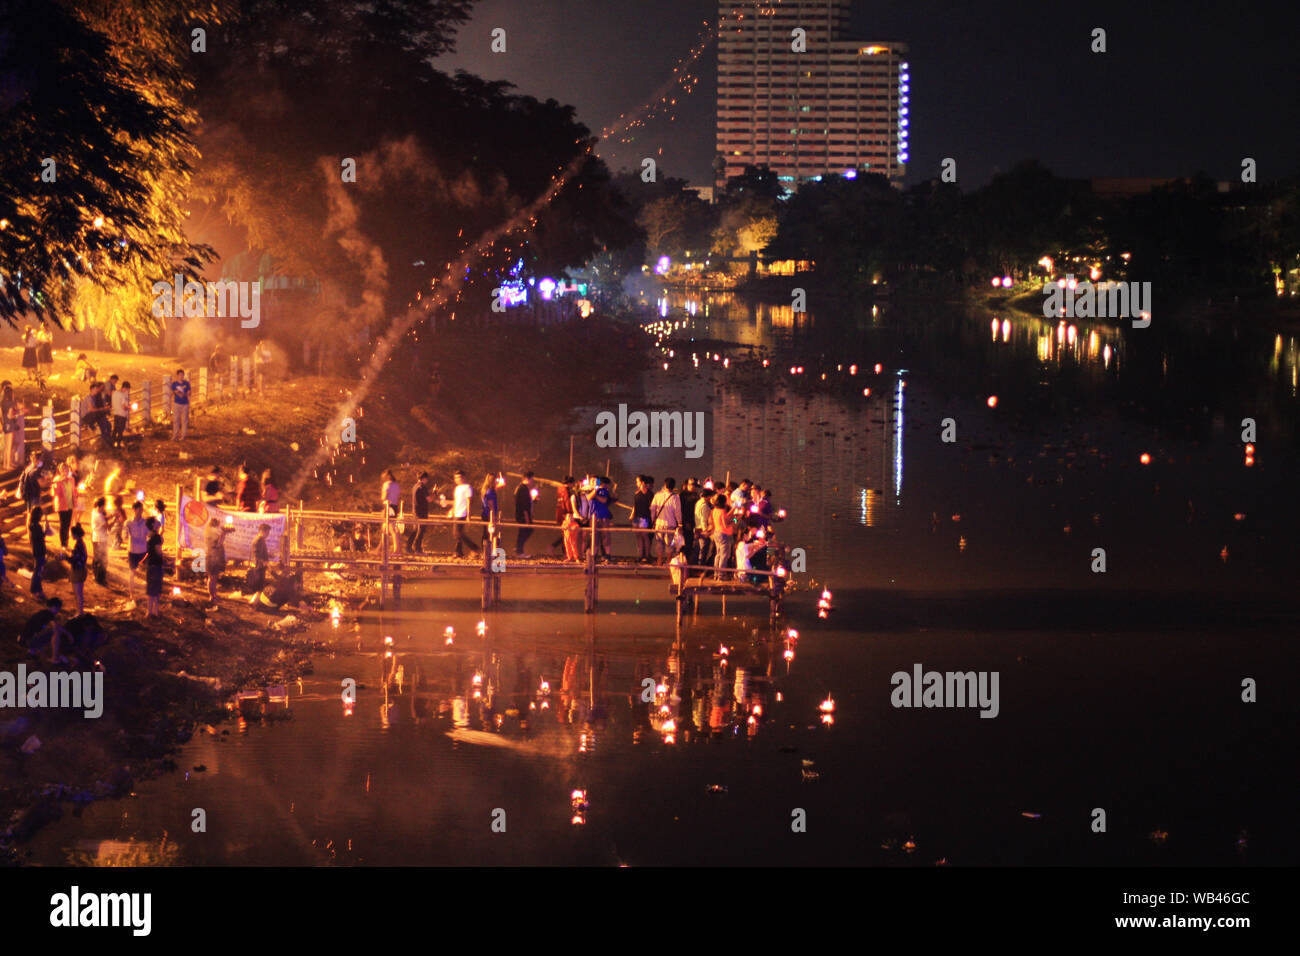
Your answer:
[20,735,41,754]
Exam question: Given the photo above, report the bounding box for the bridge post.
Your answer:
[492,527,502,603]
[481,529,492,610]
[380,509,389,606]
[584,517,597,612]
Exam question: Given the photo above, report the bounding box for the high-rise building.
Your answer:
[716,1,909,190]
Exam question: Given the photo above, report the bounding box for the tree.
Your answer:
[724,165,785,203]
[0,0,212,332]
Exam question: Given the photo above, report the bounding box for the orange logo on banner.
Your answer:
[184,500,210,528]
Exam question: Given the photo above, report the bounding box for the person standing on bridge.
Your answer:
[449,470,478,558]
[680,478,699,564]
[381,469,402,555]
[407,472,431,553]
[694,485,715,568]
[479,474,499,550]
[711,493,735,579]
[651,477,682,566]
[514,472,535,557]
[632,476,653,562]
[586,477,614,562]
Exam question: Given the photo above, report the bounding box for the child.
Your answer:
[69,524,88,614]
[668,546,688,593]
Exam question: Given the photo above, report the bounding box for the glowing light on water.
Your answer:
[894,377,905,499]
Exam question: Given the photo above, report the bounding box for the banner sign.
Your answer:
[179,494,286,561]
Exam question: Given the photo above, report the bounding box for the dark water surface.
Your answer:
[24,296,1300,866]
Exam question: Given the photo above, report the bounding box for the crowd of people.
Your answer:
[367,468,786,582]
[7,448,170,619]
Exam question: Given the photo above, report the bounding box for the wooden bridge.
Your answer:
[270,505,792,619]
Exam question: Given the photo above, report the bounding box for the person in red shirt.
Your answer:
[235,463,261,512]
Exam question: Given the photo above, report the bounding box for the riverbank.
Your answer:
[1,314,647,861]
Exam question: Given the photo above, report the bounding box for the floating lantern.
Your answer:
[987,395,998,408]
[1140,453,1151,465]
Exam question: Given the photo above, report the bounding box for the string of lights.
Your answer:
[286,18,727,501]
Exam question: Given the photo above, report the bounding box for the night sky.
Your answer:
[438,0,1300,188]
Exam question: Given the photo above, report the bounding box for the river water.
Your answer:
[24,293,1300,866]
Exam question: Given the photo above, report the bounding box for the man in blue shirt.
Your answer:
[586,477,614,561]
[170,368,191,440]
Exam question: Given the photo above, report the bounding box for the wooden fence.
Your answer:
[0,361,266,539]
